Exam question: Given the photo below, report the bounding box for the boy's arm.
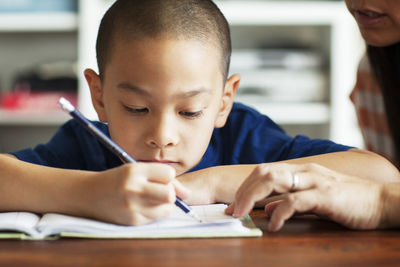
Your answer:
[0,154,187,225]
[0,153,95,214]
[178,149,400,204]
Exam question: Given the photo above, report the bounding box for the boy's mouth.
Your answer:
[139,159,179,164]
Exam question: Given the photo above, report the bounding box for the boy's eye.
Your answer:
[179,111,203,118]
[124,106,148,115]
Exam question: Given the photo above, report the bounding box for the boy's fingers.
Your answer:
[138,163,176,184]
[133,203,177,225]
[141,202,177,221]
[172,179,190,199]
[132,182,176,204]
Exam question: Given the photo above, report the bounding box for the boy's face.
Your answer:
[86,37,239,175]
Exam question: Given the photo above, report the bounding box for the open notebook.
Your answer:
[0,204,262,240]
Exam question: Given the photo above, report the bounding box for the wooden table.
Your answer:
[1,210,399,267]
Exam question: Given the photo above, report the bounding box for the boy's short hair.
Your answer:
[96,0,232,81]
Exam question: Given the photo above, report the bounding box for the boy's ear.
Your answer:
[215,74,241,128]
[84,68,108,122]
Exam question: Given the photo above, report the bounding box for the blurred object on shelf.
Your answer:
[0,0,78,13]
[12,61,77,92]
[0,90,77,113]
[236,69,326,102]
[231,48,327,103]
[0,60,77,113]
[230,49,322,70]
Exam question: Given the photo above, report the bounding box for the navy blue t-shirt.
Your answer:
[12,103,352,172]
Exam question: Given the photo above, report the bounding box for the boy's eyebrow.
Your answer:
[117,82,151,96]
[117,82,212,98]
[176,88,212,98]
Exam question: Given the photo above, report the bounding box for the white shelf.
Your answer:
[0,12,77,32]
[238,101,330,124]
[216,1,347,25]
[0,109,69,126]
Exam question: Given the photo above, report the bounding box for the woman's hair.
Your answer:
[367,43,400,168]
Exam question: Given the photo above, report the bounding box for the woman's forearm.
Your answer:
[381,183,400,228]
[279,149,400,183]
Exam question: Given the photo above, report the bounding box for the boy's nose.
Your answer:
[145,115,178,149]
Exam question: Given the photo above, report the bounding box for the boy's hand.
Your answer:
[225,163,384,231]
[177,165,258,205]
[85,163,189,225]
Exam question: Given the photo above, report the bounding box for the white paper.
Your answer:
[0,212,41,237]
[36,204,248,238]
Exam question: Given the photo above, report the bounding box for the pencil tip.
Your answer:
[189,212,202,223]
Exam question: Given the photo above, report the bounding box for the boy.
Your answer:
[0,0,398,226]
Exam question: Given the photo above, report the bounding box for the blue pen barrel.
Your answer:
[175,197,190,213]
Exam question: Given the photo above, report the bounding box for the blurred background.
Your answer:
[0,0,364,153]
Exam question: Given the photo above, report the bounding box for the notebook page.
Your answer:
[37,204,248,237]
[0,212,41,237]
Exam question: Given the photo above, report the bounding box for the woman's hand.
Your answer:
[84,162,190,226]
[225,163,385,231]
